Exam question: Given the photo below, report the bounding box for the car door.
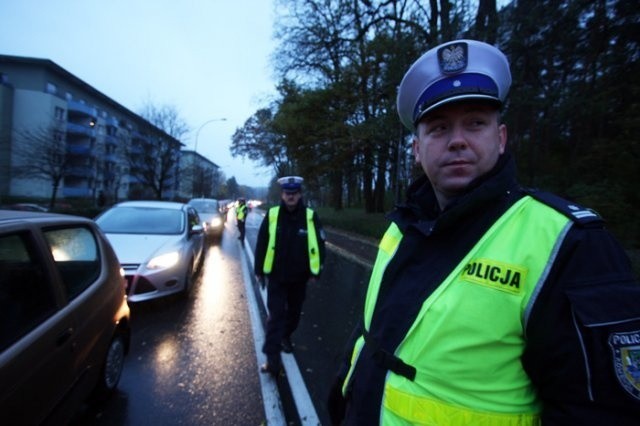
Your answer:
[0,226,76,425]
[187,206,204,264]
[42,225,108,403]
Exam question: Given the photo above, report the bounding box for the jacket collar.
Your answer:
[390,151,519,236]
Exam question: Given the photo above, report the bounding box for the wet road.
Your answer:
[72,208,379,425]
[72,215,265,425]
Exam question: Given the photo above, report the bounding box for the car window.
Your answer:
[188,208,200,228]
[43,226,100,300]
[0,232,57,352]
[189,200,219,213]
[97,206,184,234]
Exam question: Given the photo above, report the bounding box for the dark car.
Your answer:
[2,203,49,212]
[188,198,225,242]
[0,209,131,425]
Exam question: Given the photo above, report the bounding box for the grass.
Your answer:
[317,206,640,279]
[315,207,390,240]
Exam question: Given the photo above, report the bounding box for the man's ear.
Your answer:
[412,135,420,163]
[498,123,507,154]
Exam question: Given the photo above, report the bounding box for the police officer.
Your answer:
[236,197,248,243]
[328,40,640,425]
[254,176,326,376]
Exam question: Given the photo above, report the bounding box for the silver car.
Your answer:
[95,201,205,303]
[188,198,225,242]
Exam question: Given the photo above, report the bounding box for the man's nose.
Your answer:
[447,125,468,151]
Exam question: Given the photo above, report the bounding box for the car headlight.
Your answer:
[147,251,180,269]
[210,217,223,227]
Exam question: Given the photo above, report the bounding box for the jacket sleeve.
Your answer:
[523,224,640,424]
[254,214,269,277]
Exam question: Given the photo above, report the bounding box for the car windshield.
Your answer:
[189,200,219,213]
[96,206,184,234]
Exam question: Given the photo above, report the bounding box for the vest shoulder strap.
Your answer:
[525,188,604,227]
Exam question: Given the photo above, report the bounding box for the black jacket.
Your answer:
[254,199,325,283]
[336,152,640,425]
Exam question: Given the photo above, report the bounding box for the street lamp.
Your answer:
[194,118,227,153]
[192,118,226,198]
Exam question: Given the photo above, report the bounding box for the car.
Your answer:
[3,203,49,212]
[188,198,225,242]
[0,209,131,425]
[95,201,205,303]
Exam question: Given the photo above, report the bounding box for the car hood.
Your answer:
[104,233,182,263]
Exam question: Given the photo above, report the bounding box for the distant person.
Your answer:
[328,39,640,425]
[236,198,248,243]
[254,176,326,376]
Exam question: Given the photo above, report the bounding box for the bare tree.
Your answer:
[12,124,68,210]
[130,103,188,199]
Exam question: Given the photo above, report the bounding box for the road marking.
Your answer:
[325,241,373,270]
[242,236,321,425]
[239,240,286,425]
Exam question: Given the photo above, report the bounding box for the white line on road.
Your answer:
[239,240,286,425]
[242,236,320,426]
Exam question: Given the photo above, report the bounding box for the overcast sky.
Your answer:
[0,0,279,187]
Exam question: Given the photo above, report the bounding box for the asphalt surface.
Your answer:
[68,208,382,426]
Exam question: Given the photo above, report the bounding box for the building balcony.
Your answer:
[105,153,118,162]
[66,166,93,177]
[66,143,92,156]
[131,130,149,143]
[105,116,119,128]
[67,122,96,138]
[63,186,92,197]
[67,99,97,118]
[104,133,118,146]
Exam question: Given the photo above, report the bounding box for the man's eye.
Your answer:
[468,118,487,127]
[428,124,447,134]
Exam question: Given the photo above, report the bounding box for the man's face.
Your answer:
[281,190,301,209]
[412,101,507,208]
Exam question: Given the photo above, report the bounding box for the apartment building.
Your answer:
[0,54,206,205]
[178,150,221,200]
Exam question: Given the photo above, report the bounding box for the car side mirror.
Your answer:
[190,224,204,236]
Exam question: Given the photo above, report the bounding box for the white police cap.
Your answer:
[277,176,304,192]
[397,39,511,131]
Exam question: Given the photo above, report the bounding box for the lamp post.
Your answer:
[192,118,227,198]
[194,118,227,153]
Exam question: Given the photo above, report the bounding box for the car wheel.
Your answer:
[93,333,126,400]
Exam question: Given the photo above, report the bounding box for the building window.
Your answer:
[54,106,65,121]
[45,82,57,94]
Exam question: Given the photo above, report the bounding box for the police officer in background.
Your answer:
[236,197,248,243]
[328,39,640,425]
[254,176,326,376]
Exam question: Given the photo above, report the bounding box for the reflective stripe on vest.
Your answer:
[344,196,572,425]
[262,206,321,275]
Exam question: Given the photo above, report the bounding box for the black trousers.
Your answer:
[237,220,246,241]
[262,278,307,367]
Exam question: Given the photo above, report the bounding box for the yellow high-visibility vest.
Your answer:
[236,204,247,221]
[262,206,320,275]
[344,196,572,425]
